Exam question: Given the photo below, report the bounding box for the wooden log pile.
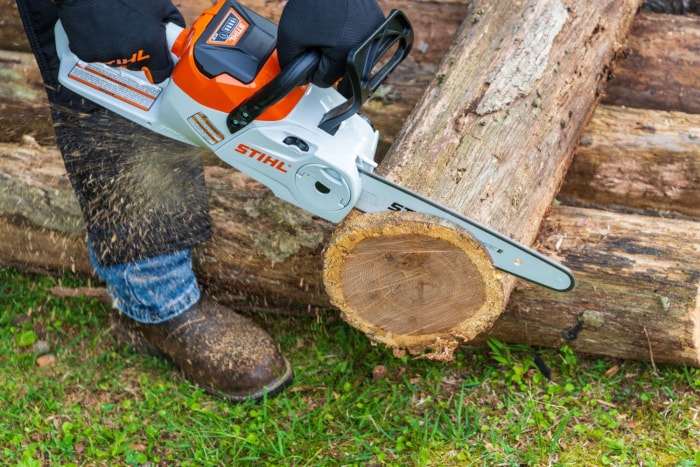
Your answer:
[496,8,700,367]
[0,0,698,366]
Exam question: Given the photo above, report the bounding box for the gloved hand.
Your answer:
[55,0,185,83]
[277,0,385,88]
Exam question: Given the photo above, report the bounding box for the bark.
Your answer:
[558,105,700,220]
[0,141,333,306]
[380,0,640,257]
[603,12,700,114]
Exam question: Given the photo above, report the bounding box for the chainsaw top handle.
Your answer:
[227,50,320,133]
[226,9,413,136]
[319,10,413,134]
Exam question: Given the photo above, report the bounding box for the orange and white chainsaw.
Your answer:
[54,0,574,291]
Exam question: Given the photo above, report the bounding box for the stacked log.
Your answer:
[514,10,700,366]
[0,1,698,365]
[0,49,53,145]
[558,104,700,220]
[559,11,700,220]
[601,12,700,115]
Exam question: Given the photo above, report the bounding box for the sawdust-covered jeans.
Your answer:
[88,241,200,324]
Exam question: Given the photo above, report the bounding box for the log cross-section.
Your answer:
[322,0,643,358]
[324,212,503,360]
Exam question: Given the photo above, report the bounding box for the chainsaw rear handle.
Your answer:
[227,9,413,136]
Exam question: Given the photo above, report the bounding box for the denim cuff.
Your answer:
[88,242,200,324]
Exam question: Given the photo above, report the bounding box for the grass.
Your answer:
[1,267,699,466]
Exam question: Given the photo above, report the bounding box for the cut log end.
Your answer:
[323,211,504,361]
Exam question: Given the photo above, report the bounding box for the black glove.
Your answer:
[55,0,185,83]
[277,0,385,88]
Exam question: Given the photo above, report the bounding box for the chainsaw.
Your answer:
[54,0,575,292]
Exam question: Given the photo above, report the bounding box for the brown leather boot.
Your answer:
[110,295,293,402]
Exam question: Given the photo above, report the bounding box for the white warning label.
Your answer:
[67,62,162,111]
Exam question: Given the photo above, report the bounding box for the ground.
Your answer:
[1,268,699,466]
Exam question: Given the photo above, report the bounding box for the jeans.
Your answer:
[88,242,200,324]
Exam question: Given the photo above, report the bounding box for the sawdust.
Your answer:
[50,102,211,263]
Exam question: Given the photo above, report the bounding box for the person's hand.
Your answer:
[55,0,185,83]
[277,0,385,88]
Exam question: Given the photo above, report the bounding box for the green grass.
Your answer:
[1,267,699,466]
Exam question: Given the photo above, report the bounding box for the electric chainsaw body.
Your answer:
[54,0,575,292]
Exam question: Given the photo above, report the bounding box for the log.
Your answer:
[0,141,333,306]
[2,142,699,366]
[603,12,700,114]
[322,0,643,357]
[641,0,700,14]
[558,11,700,219]
[558,104,700,220]
[0,50,54,145]
[0,0,27,52]
[481,205,700,367]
